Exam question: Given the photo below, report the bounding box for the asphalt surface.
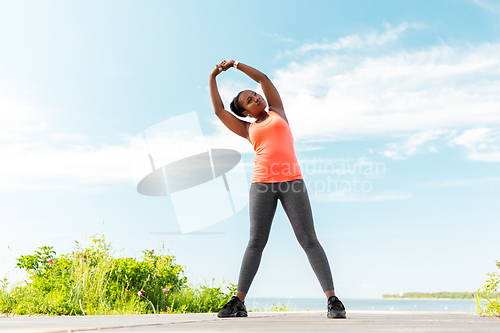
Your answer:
[1,310,500,332]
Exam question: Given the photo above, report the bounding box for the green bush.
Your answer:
[475,260,500,317]
[0,235,235,315]
[163,279,237,313]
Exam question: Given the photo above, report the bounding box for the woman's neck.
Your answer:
[255,111,269,123]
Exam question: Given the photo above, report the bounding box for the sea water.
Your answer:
[244,298,478,313]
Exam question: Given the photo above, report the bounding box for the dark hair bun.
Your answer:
[230,92,246,118]
[230,99,239,114]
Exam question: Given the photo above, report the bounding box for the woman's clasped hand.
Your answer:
[210,59,235,77]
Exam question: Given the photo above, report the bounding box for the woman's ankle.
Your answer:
[236,291,247,302]
[325,290,336,299]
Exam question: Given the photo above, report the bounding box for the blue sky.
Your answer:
[1,0,499,299]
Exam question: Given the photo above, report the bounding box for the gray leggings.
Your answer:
[237,179,334,293]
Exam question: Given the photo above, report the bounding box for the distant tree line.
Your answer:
[382,292,495,299]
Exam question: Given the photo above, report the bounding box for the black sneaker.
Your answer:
[217,296,248,318]
[327,296,346,318]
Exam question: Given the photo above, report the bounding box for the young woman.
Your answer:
[209,60,346,319]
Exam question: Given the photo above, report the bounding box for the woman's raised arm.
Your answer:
[209,64,251,142]
[220,60,287,119]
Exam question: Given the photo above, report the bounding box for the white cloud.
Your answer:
[284,22,419,56]
[0,89,255,191]
[0,100,134,191]
[473,0,500,15]
[260,37,500,163]
[0,101,53,141]
[450,127,497,149]
[377,129,455,160]
[467,151,500,161]
[273,43,500,143]
[0,142,133,190]
[49,133,89,142]
[0,92,255,191]
[6,24,500,191]
[212,34,500,162]
[428,146,439,153]
[450,127,500,161]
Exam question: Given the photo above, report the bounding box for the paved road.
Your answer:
[1,310,499,332]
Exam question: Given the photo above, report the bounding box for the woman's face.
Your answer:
[239,90,267,118]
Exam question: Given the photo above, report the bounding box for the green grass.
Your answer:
[0,234,236,315]
[475,264,500,317]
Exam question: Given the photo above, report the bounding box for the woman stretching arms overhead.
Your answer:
[209,60,346,319]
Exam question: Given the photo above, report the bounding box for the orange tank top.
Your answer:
[248,110,303,183]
